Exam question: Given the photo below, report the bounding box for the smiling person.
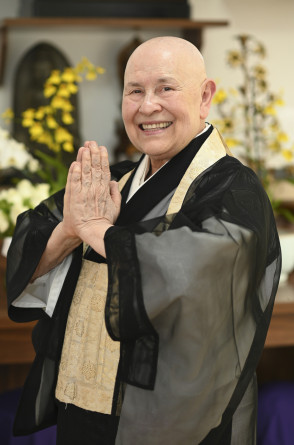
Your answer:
[6,37,281,445]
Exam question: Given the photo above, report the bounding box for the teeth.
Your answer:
[142,122,171,130]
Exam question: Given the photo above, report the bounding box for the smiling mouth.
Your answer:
[139,122,173,131]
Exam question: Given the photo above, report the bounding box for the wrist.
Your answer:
[57,221,81,248]
[78,220,113,258]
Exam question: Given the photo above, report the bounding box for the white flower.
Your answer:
[0,126,37,170]
[16,179,35,198]
[0,127,9,140]
[30,183,50,207]
[27,158,40,172]
[0,179,50,235]
[0,210,9,233]
[10,202,28,225]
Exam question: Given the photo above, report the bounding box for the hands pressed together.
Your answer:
[31,141,120,281]
[62,140,121,256]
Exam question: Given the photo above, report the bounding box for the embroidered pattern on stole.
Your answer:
[55,260,120,413]
[55,128,229,413]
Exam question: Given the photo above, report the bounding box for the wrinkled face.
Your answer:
[122,43,207,170]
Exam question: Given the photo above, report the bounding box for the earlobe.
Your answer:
[200,79,216,119]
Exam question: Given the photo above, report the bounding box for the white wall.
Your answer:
[190,0,294,147]
[0,0,293,161]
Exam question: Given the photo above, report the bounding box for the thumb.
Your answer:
[109,181,121,209]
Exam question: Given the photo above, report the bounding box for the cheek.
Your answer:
[122,100,138,123]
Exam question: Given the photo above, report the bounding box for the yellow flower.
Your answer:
[55,127,73,143]
[269,141,280,151]
[44,106,53,114]
[61,100,74,112]
[44,84,57,98]
[225,138,240,148]
[22,118,35,127]
[227,50,244,67]
[29,123,44,139]
[38,131,53,147]
[22,108,35,119]
[46,115,58,129]
[274,97,285,106]
[1,108,14,120]
[253,65,266,80]
[63,141,74,152]
[277,132,289,143]
[57,84,71,98]
[96,67,105,75]
[51,95,66,109]
[34,108,45,120]
[67,83,78,94]
[61,68,77,83]
[50,143,60,152]
[80,57,92,68]
[253,42,266,58]
[47,70,61,85]
[282,149,293,161]
[62,112,74,125]
[263,105,276,116]
[213,88,227,104]
[86,70,97,80]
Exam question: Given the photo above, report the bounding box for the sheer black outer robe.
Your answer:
[6,128,281,444]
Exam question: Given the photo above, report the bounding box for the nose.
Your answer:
[139,92,162,115]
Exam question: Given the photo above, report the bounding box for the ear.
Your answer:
[200,79,216,119]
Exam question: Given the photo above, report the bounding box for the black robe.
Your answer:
[6,126,281,444]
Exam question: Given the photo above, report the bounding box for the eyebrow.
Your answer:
[125,82,142,88]
[125,77,177,88]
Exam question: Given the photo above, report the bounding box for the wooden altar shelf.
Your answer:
[264,300,294,348]
[0,292,293,367]
[0,307,36,365]
[0,17,229,84]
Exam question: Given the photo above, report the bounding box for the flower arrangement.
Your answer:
[0,127,39,173]
[0,180,50,237]
[0,57,104,239]
[212,34,294,221]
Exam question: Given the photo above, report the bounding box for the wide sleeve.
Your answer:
[6,190,65,321]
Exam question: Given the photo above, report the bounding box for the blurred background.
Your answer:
[0,0,293,162]
[0,1,294,444]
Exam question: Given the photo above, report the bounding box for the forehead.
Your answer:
[124,49,188,86]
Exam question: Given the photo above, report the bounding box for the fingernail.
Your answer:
[89,141,98,149]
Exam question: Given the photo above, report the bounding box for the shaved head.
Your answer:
[124,36,207,88]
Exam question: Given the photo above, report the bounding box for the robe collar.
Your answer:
[116,125,214,226]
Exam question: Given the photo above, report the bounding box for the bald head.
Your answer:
[124,36,207,88]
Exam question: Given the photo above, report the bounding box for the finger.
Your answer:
[109,180,121,209]
[64,163,74,214]
[100,145,111,183]
[76,146,87,163]
[85,140,98,151]
[71,161,82,183]
[81,148,91,187]
[89,141,101,181]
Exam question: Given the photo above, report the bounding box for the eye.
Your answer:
[131,89,142,94]
[163,86,172,92]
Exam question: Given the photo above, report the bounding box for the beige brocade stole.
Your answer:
[55,128,230,413]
